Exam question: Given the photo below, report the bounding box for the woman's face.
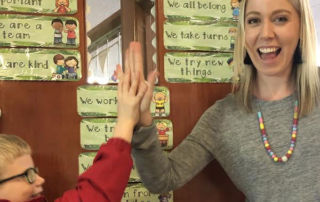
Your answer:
[245,0,300,79]
[0,155,45,202]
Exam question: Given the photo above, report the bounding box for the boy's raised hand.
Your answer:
[113,52,147,142]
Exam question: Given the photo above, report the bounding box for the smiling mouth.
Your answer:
[257,47,281,60]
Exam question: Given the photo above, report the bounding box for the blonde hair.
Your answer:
[232,0,320,116]
[0,134,31,178]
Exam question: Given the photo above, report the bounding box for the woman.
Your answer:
[0,64,147,202]
[128,0,320,201]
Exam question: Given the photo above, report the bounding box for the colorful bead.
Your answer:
[257,100,298,163]
[281,156,288,162]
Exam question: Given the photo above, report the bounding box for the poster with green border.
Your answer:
[150,86,170,117]
[164,0,236,21]
[77,85,170,117]
[154,119,173,150]
[165,52,233,83]
[0,14,79,48]
[164,21,237,51]
[78,152,141,183]
[0,0,77,14]
[77,85,118,117]
[122,183,173,202]
[80,118,174,151]
[0,48,81,81]
[80,118,117,150]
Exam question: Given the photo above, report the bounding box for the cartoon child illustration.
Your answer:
[231,0,240,21]
[156,121,170,147]
[153,91,168,117]
[228,27,237,50]
[65,56,79,79]
[54,0,71,14]
[51,19,63,45]
[65,20,77,46]
[53,54,67,79]
[158,193,172,202]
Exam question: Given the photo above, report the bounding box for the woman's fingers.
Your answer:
[129,42,136,81]
[147,69,158,88]
[124,48,130,75]
[132,42,145,82]
[145,70,158,97]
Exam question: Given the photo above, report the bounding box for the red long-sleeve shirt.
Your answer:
[0,138,133,202]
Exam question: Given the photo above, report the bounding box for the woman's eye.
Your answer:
[274,16,288,23]
[247,18,260,24]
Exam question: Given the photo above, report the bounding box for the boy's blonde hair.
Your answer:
[0,134,31,178]
[232,0,320,116]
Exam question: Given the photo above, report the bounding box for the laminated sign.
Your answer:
[80,118,173,151]
[0,0,78,14]
[0,15,79,47]
[164,0,237,20]
[77,85,170,117]
[164,52,233,83]
[0,48,81,81]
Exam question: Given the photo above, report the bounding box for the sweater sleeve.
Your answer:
[54,138,133,202]
[131,104,219,193]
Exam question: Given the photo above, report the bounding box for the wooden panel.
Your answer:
[156,0,245,201]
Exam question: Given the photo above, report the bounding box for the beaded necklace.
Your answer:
[257,100,299,162]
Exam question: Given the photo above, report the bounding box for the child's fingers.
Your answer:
[117,64,124,95]
[116,64,123,81]
[123,63,131,94]
[129,72,139,96]
[136,81,148,100]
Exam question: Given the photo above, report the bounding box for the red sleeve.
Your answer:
[54,138,133,202]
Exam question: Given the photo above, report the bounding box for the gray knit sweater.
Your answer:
[132,94,320,202]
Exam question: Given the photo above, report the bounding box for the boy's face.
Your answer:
[66,24,76,31]
[155,93,165,101]
[52,22,63,30]
[57,59,64,66]
[231,1,239,7]
[0,155,45,202]
[157,123,167,130]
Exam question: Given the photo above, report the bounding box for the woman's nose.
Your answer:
[260,20,275,40]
